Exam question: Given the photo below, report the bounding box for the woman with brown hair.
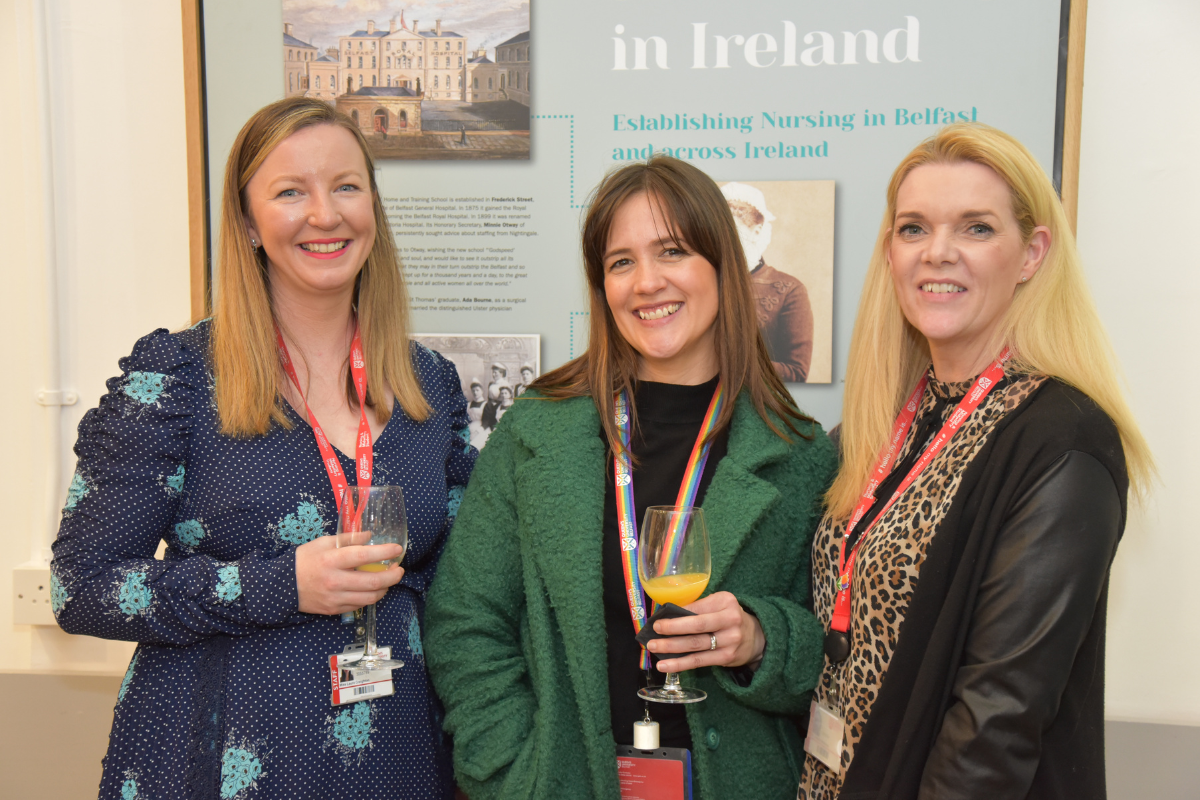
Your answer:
[425,155,837,799]
[51,96,475,799]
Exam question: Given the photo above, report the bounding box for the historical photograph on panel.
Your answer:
[281,2,531,160]
[718,180,835,384]
[413,334,540,449]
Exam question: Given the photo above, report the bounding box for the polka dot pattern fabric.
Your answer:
[51,321,476,800]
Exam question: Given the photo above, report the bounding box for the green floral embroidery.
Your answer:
[175,519,206,547]
[276,502,325,545]
[447,485,465,519]
[123,371,168,405]
[220,747,263,799]
[50,573,70,614]
[64,471,89,512]
[118,654,138,702]
[408,614,423,658]
[166,464,186,493]
[216,565,242,603]
[117,571,151,617]
[330,702,373,750]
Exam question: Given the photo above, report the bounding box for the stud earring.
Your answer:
[250,238,258,248]
[1021,276,1028,282]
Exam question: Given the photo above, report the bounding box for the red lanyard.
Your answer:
[275,323,372,514]
[828,349,1011,642]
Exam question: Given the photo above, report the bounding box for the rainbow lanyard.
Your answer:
[613,382,726,669]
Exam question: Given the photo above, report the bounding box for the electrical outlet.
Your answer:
[13,566,57,626]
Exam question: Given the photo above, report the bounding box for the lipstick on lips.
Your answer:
[299,238,351,259]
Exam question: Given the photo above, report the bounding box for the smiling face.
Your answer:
[603,192,720,384]
[243,124,376,305]
[888,161,1050,380]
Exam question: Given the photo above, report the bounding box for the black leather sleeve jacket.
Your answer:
[917,450,1122,799]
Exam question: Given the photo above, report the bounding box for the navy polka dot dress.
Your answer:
[51,320,477,800]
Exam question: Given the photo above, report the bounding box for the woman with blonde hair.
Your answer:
[798,123,1152,799]
[426,155,836,800]
[52,96,475,799]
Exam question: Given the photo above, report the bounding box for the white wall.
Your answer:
[1079,0,1200,726]
[0,0,192,674]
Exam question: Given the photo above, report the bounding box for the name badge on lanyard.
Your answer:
[276,323,395,700]
[612,383,724,790]
[805,350,1010,774]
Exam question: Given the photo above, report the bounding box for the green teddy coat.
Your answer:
[425,391,837,800]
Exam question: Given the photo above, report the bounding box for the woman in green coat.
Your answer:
[425,156,836,800]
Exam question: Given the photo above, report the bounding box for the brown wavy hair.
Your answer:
[211,96,430,437]
[532,155,812,453]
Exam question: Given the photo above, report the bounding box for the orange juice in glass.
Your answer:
[642,573,709,607]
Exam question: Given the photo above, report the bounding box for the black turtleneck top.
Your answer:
[600,376,729,750]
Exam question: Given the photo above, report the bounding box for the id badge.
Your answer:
[329,644,395,706]
[804,699,845,774]
[616,745,692,800]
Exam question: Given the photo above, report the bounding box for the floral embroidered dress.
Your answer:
[52,321,476,800]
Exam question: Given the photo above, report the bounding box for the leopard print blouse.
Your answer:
[797,365,1046,800]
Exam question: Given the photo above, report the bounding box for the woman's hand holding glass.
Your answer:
[638,505,766,703]
[296,535,404,616]
[645,591,766,673]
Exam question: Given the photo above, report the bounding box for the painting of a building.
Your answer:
[283,24,317,97]
[495,31,529,106]
[280,5,530,161]
[465,50,500,103]
[336,18,461,98]
[305,49,339,103]
[338,87,422,138]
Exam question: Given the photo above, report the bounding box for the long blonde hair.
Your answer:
[828,123,1153,517]
[211,96,430,437]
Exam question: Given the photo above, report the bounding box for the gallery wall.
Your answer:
[1077,0,1200,724]
[0,0,192,676]
[0,1,1196,779]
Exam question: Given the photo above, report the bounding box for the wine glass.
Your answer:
[637,505,712,704]
[336,485,407,672]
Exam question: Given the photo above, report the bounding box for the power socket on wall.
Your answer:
[13,566,57,626]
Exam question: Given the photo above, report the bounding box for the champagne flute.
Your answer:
[638,505,711,704]
[336,485,407,672]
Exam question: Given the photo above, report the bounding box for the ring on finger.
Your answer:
[709,633,718,651]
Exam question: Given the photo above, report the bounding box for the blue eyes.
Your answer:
[896,223,994,237]
[275,184,360,199]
